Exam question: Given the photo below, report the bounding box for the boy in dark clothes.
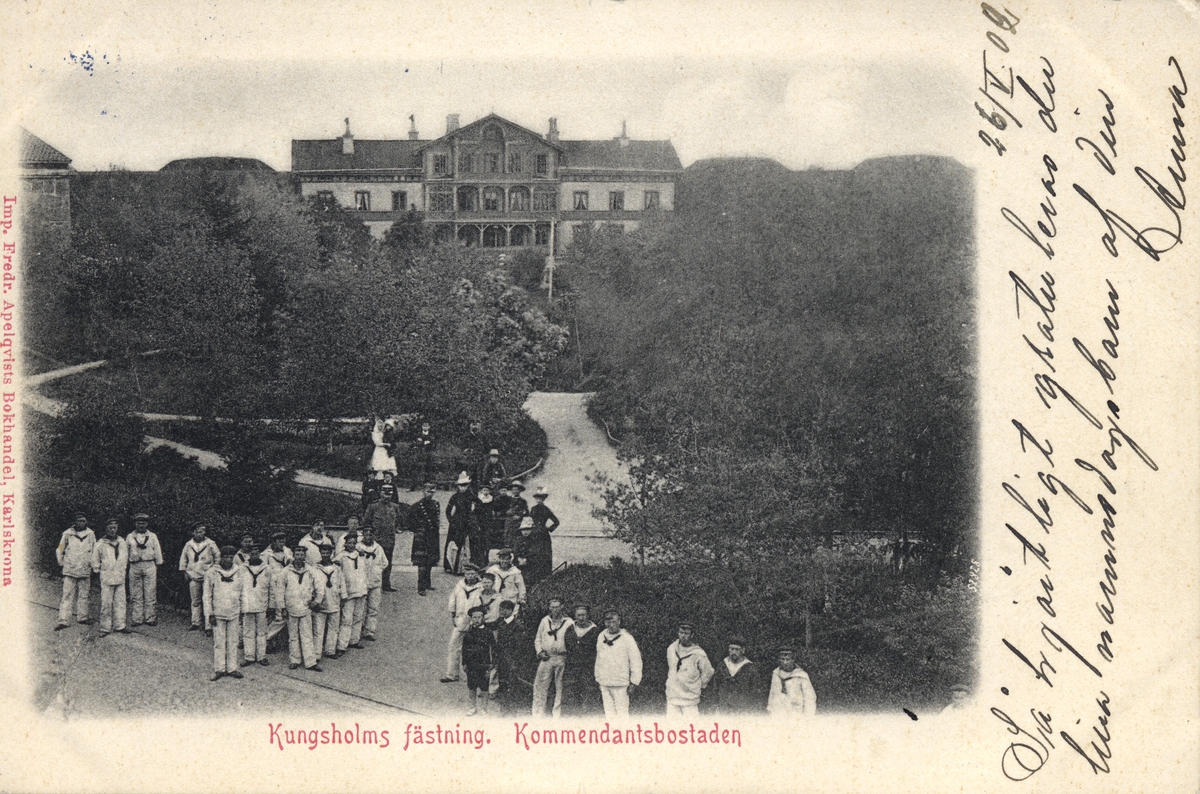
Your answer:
[462,605,497,716]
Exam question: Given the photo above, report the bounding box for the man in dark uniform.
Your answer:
[408,482,441,596]
[471,485,497,569]
[562,604,602,716]
[444,472,476,575]
[714,638,765,713]
[491,599,529,716]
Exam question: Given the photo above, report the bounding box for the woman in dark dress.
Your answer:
[527,486,560,582]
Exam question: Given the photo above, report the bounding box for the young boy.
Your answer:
[125,512,163,627]
[204,546,244,680]
[239,544,274,666]
[55,513,96,629]
[92,519,129,637]
[664,621,714,717]
[180,522,220,632]
[356,526,389,641]
[766,644,817,717]
[461,605,497,717]
[486,549,526,617]
[477,571,502,624]
[263,532,294,573]
[336,531,368,655]
[274,547,323,672]
[313,546,346,660]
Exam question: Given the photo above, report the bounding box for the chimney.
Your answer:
[446,114,460,134]
[341,118,354,155]
[408,114,419,140]
[616,120,630,148]
[546,117,559,143]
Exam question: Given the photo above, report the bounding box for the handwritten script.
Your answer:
[977,3,1185,783]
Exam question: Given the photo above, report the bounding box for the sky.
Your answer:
[4,0,976,173]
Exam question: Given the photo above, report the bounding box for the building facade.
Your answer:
[18,128,73,254]
[291,114,681,248]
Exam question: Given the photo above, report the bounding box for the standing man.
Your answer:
[312,546,345,660]
[180,522,220,633]
[336,530,368,654]
[263,531,293,573]
[441,563,485,683]
[664,621,714,717]
[363,484,404,591]
[125,512,162,627]
[444,472,476,575]
[356,527,388,641]
[55,513,95,629]
[415,420,436,487]
[239,544,274,667]
[532,597,572,717]
[92,518,129,637]
[480,448,507,490]
[408,482,441,596]
[767,644,817,717]
[274,547,323,672]
[335,515,362,556]
[204,546,244,680]
[562,605,602,716]
[594,610,642,719]
[714,638,763,713]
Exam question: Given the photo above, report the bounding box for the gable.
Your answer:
[418,114,562,153]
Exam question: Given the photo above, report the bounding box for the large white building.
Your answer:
[291,114,682,248]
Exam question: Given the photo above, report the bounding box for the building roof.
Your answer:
[417,113,565,153]
[292,138,424,172]
[558,139,681,172]
[19,128,72,169]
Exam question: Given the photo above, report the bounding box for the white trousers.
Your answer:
[287,614,318,668]
[446,626,468,678]
[128,561,157,623]
[533,656,566,717]
[58,575,90,624]
[338,597,365,650]
[242,612,269,661]
[364,586,382,637]
[188,579,204,626]
[213,616,240,672]
[600,685,630,718]
[313,611,342,657]
[99,582,127,633]
[666,703,701,718]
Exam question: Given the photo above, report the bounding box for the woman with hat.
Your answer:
[444,471,476,575]
[525,486,560,586]
[502,479,529,549]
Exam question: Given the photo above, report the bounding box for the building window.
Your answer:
[392,191,407,211]
[316,190,334,202]
[535,224,551,245]
[355,191,371,211]
[433,154,448,175]
[430,192,454,212]
[483,187,504,212]
[486,153,501,173]
[573,191,589,210]
[532,192,556,211]
[461,153,475,174]
[457,186,479,212]
[644,190,660,210]
[508,152,523,173]
[535,154,549,176]
[509,186,530,212]
[609,191,625,211]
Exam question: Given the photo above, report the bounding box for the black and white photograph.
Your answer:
[1,2,1197,792]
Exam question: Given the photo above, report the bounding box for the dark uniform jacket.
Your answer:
[714,657,766,713]
[408,496,441,567]
[462,623,497,672]
[445,491,477,545]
